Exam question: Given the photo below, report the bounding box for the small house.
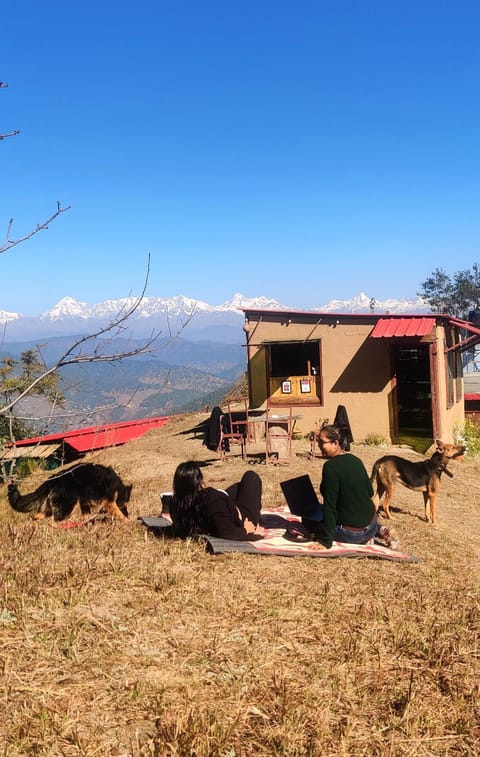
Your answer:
[243,308,480,446]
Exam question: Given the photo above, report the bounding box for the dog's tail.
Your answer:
[370,458,385,510]
[370,459,381,489]
[7,482,47,513]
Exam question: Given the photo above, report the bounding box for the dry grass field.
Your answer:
[1,412,479,756]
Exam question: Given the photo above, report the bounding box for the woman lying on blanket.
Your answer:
[170,462,264,541]
[308,425,398,550]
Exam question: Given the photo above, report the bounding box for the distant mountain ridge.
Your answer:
[316,292,431,314]
[0,292,286,322]
[0,291,430,343]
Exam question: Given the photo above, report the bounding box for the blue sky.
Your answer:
[1,1,480,315]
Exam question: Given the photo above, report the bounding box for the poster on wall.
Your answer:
[281,380,292,394]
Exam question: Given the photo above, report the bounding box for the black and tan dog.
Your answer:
[370,440,465,525]
[7,463,132,523]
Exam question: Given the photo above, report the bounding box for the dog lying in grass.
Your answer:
[7,463,132,524]
[370,440,465,525]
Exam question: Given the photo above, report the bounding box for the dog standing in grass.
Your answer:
[370,440,465,525]
[7,463,132,523]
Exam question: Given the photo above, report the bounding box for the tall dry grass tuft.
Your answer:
[0,411,479,755]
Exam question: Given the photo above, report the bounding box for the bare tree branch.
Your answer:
[0,129,20,141]
[0,79,20,138]
[0,82,20,138]
[1,201,71,254]
[1,82,70,250]
[165,299,197,338]
[0,80,15,141]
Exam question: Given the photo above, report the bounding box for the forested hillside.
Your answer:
[1,336,246,427]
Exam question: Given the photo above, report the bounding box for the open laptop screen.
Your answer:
[280,475,323,519]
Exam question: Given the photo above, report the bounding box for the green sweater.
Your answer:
[316,453,375,548]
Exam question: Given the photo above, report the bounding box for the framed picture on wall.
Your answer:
[281,380,292,394]
[300,379,311,393]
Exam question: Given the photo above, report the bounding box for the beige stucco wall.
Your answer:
[245,314,394,442]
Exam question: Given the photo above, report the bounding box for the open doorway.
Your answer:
[394,345,433,452]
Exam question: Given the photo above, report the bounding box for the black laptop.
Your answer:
[280,475,324,521]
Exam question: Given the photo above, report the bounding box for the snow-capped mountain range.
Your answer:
[0,291,430,343]
[0,293,286,323]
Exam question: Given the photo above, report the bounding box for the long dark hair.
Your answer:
[171,461,207,537]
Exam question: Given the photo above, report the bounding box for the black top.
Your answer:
[170,486,263,541]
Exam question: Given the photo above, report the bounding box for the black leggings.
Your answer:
[226,470,262,526]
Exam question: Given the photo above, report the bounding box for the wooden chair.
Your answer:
[265,406,293,464]
[309,430,322,459]
[219,399,249,460]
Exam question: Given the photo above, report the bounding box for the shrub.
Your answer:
[363,431,388,446]
[454,416,480,457]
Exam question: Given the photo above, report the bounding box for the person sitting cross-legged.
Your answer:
[308,425,398,550]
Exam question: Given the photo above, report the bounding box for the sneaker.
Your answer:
[378,525,400,550]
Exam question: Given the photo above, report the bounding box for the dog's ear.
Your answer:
[125,484,133,501]
[435,439,445,449]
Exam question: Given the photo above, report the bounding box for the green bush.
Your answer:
[364,431,388,446]
[15,458,47,476]
[454,416,480,457]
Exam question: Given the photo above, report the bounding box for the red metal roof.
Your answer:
[12,416,171,453]
[370,317,436,338]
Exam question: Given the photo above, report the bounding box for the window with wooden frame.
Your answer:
[268,341,322,404]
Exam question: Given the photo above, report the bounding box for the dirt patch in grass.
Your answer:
[1,412,479,755]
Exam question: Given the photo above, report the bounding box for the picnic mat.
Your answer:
[140,512,418,563]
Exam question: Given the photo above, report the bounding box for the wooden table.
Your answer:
[247,411,303,464]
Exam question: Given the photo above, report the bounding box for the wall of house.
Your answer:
[245,314,394,442]
[433,324,465,442]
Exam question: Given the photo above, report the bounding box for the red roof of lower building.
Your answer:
[12,416,171,453]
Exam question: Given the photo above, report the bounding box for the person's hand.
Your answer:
[244,519,265,535]
[243,518,257,533]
